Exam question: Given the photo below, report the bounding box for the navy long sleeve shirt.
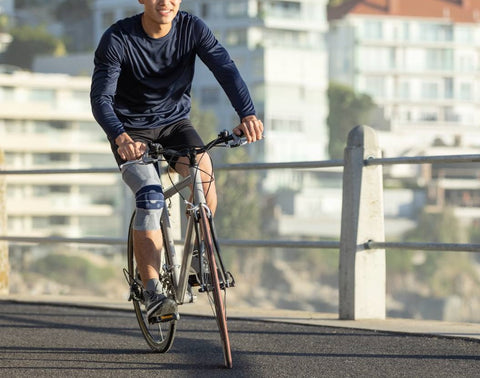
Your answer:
[90,11,256,141]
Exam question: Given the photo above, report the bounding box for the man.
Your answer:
[90,0,263,322]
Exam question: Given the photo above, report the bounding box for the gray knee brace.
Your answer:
[122,164,164,231]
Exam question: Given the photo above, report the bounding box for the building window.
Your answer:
[29,88,55,102]
[264,1,301,19]
[226,1,248,17]
[364,76,385,97]
[49,216,68,226]
[421,82,439,99]
[0,86,14,101]
[425,49,453,71]
[363,20,382,40]
[420,110,438,122]
[226,29,247,46]
[421,23,453,42]
[49,153,70,162]
[396,81,410,99]
[32,217,49,229]
[402,22,410,41]
[456,26,474,43]
[48,185,70,194]
[33,153,71,165]
[459,83,472,101]
[458,54,474,72]
[444,78,453,99]
[359,47,394,70]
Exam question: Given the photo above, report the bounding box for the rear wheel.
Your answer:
[127,212,177,353]
[198,206,232,368]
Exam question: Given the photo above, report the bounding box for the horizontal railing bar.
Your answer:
[367,241,480,252]
[0,235,339,250]
[0,160,344,176]
[365,154,480,166]
[1,154,478,175]
[214,160,344,170]
[3,238,479,253]
[0,235,127,245]
[218,239,340,249]
[0,168,120,175]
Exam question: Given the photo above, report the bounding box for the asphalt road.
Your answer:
[1,301,479,377]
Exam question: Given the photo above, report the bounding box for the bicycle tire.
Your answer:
[127,213,177,353]
[198,205,233,368]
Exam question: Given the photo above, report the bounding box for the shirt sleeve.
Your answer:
[90,29,125,141]
[193,17,256,121]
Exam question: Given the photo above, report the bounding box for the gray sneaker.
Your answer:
[144,279,178,323]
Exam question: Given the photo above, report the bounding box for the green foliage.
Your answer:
[214,149,261,240]
[327,0,350,7]
[469,223,480,243]
[387,208,479,297]
[31,253,116,289]
[3,25,65,70]
[326,82,375,159]
[404,208,461,244]
[189,100,217,141]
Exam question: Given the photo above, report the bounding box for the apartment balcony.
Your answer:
[5,174,119,187]
[1,133,109,154]
[6,195,116,217]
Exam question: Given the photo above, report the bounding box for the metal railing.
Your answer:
[1,125,480,320]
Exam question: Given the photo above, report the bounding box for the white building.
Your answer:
[0,67,125,243]
[328,0,480,158]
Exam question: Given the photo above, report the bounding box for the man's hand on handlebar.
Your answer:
[233,115,264,143]
[115,132,147,161]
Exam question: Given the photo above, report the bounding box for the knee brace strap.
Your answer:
[135,185,164,210]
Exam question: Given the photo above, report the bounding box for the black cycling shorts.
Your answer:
[110,118,204,169]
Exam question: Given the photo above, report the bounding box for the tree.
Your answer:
[2,25,65,70]
[326,82,375,159]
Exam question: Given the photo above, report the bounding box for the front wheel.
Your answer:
[198,206,232,368]
[127,212,177,353]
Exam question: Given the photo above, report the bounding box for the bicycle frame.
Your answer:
[124,130,243,367]
[156,158,211,305]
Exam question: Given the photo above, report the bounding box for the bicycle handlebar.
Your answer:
[120,129,247,169]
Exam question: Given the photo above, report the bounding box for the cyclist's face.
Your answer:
[138,0,181,26]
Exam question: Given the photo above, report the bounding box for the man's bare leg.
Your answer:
[133,229,162,287]
[175,153,217,214]
[134,228,178,318]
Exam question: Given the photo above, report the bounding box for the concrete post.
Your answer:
[339,125,385,320]
[0,148,8,295]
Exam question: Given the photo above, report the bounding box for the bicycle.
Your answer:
[122,130,246,369]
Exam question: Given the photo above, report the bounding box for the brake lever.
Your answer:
[228,133,248,148]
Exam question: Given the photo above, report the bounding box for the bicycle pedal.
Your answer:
[160,313,180,322]
[188,274,200,287]
[149,312,180,324]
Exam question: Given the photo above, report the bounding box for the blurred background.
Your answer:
[1,0,480,322]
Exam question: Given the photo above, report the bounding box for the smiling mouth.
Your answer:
[158,9,172,16]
